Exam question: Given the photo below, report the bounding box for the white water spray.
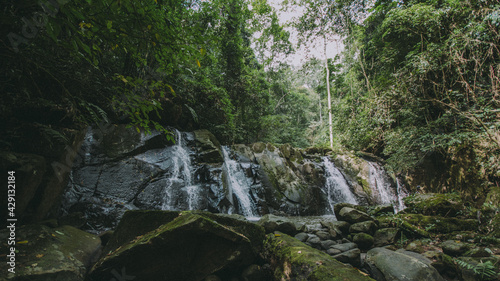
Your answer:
[221,146,258,218]
[162,130,200,210]
[322,157,358,214]
[368,162,407,212]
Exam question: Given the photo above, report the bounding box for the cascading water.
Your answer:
[395,177,408,212]
[221,146,258,219]
[322,157,358,214]
[368,162,407,212]
[161,130,200,210]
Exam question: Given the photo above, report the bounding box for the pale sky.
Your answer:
[267,0,344,67]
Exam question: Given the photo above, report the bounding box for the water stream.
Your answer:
[368,162,407,212]
[161,130,200,210]
[322,157,358,214]
[221,146,258,218]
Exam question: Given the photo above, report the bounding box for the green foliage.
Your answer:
[455,259,499,280]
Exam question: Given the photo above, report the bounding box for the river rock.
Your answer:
[350,220,378,235]
[320,240,338,250]
[373,228,400,247]
[338,207,374,224]
[306,235,322,250]
[90,211,265,281]
[353,233,374,250]
[334,203,366,218]
[263,232,374,280]
[321,220,351,236]
[369,204,395,216]
[365,247,445,281]
[440,240,470,257]
[330,242,358,252]
[315,230,331,240]
[331,248,362,267]
[257,214,298,236]
[0,224,101,281]
[403,193,464,217]
[294,232,309,242]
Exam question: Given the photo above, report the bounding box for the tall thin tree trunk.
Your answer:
[324,36,333,149]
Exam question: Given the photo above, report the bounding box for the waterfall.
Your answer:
[395,177,408,213]
[322,157,358,214]
[221,146,258,218]
[161,130,200,210]
[368,162,407,212]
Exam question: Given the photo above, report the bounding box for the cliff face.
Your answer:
[56,125,401,233]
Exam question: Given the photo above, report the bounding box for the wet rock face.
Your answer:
[60,125,402,233]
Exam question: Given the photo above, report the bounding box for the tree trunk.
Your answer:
[324,36,333,149]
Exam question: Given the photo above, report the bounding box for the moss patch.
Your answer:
[263,232,374,281]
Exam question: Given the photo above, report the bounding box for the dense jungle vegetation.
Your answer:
[1,0,499,195]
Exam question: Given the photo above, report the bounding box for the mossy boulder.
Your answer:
[440,240,471,257]
[400,214,478,234]
[263,232,374,281]
[403,193,464,217]
[338,207,374,224]
[353,233,375,250]
[90,211,265,281]
[350,220,378,235]
[0,224,101,281]
[257,214,298,236]
[373,228,401,247]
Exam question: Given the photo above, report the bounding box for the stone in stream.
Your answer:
[373,228,400,247]
[338,207,374,224]
[320,239,338,250]
[263,232,374,281]
[330,242,358,253]
[365,247,445,281]
[257,214,298,236]
[331,248,362,268]
[294,232,309,242]
[440,240,471,257]
[89,210,265,281]
[350,220,378,235]
[353,233,375,250]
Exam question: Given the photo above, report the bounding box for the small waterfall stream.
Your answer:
[221,146,258,218]
[161,130,200,210]
[322,157,358,214]
[368,162,407,212]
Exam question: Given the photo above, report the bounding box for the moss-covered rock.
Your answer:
[0,224,101,281]
[338,207,374,224]
[353,233,375,250]
[263,232,374,281]
[403,193,464,217]
[90,211,265,281]
[194,129,223,163]
[440,240,471,257]
[400,214,478,234]
[373,228,400,247]
[350,221,378,235]
[257,214,298,236]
